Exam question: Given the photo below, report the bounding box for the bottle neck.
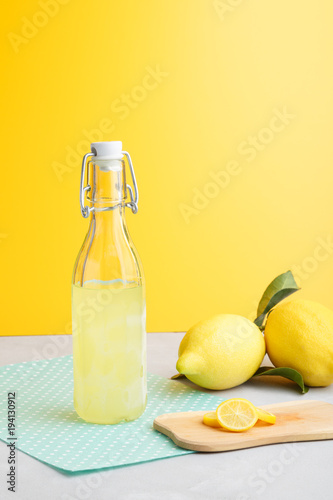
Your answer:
[86,159,128,245]
[87,158,127,211]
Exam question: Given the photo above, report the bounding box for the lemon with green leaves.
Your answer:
[265,299,333,387]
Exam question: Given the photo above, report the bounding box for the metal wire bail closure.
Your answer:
[80,152,94,218]
[122,151,139,214]
[79,150,139,217]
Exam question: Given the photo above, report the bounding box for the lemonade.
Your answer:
[72,283,146,424]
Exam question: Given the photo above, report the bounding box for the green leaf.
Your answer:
[253,366,309,393]
[254,270,300,328]
[170,373,186,380]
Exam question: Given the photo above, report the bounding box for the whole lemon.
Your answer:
[265,299,333,387]
[176,314,265,390]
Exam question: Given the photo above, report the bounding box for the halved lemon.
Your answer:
[256,407,276,424]
[203,411,220,428]
[216,398,258,432]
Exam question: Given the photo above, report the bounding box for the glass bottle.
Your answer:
[72,141,146,424]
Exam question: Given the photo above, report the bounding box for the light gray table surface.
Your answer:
[0,333,332,500]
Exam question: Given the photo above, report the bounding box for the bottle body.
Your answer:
[72,283,146,424]
[72,151,146,424]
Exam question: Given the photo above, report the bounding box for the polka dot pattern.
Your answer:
[0,356,222,472]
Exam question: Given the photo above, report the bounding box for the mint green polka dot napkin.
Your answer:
[0,356,222,472]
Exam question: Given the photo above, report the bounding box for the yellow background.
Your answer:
[1,0,333,335]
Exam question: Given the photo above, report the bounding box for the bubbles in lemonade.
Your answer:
[72,283,146,424]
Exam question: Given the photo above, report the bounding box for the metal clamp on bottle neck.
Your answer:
[80,146,139,218]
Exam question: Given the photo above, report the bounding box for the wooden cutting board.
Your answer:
[153,400,333,452]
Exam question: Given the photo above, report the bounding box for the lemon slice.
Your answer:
[256,407,276,424]
[216,398,258,432]
[203,411,221,428]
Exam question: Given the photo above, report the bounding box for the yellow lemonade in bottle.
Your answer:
[72,283,146,424]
